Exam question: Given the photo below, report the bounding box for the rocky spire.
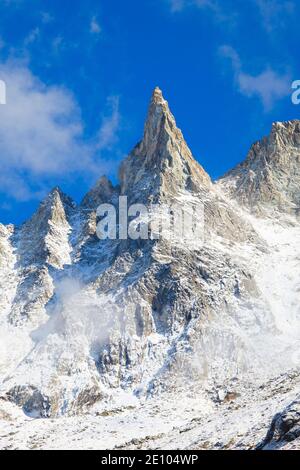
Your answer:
[142,86,175,148]
[119,87,211,203]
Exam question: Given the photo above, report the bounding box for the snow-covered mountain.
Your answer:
[0,88,300,450]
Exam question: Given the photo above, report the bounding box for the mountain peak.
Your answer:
[44,187,75,211]
[218,119,300,215]
[152,86,164,104]
[81,176,118,210]
[269,120,300,148]
[49,186,62,195]
[119,88,211,201]
[142,86,175,150]
[16,187,75,269]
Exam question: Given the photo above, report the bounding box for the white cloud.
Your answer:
[238,69,290,110]
[0,60,120,201]
[220,45,290,110]
[90,16,102,35]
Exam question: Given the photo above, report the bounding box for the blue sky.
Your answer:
[0,0,299,224]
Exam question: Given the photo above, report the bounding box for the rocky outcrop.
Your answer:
[258,398,300,449]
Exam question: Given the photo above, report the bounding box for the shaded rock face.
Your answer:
[6,386,51,419]
[0,88,299,419]
[258,398,300,449]
[219,121,300,215]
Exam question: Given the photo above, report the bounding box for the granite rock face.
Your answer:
[0,89,299,434]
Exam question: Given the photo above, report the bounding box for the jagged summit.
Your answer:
[270,120,300,147]
[81,175,118,210]
[119,87,211,202]
[218,119,300,215]
[152,86,164,104]
[49,186,63,195]
[42,186,76,213]
[24,186,75,231]
[17,186,74,270]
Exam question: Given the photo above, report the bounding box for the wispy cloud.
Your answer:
[255,0,295,32]
[220,45,290,110]
[95,96,120,151]
[169,0,217,12]
[90,16,102,35]
[41,12,53,24]
[23,27,40,46]
[0,60,120,201]
[168,0,230,22]
[168,0,181,11]
[167,0,295,33]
